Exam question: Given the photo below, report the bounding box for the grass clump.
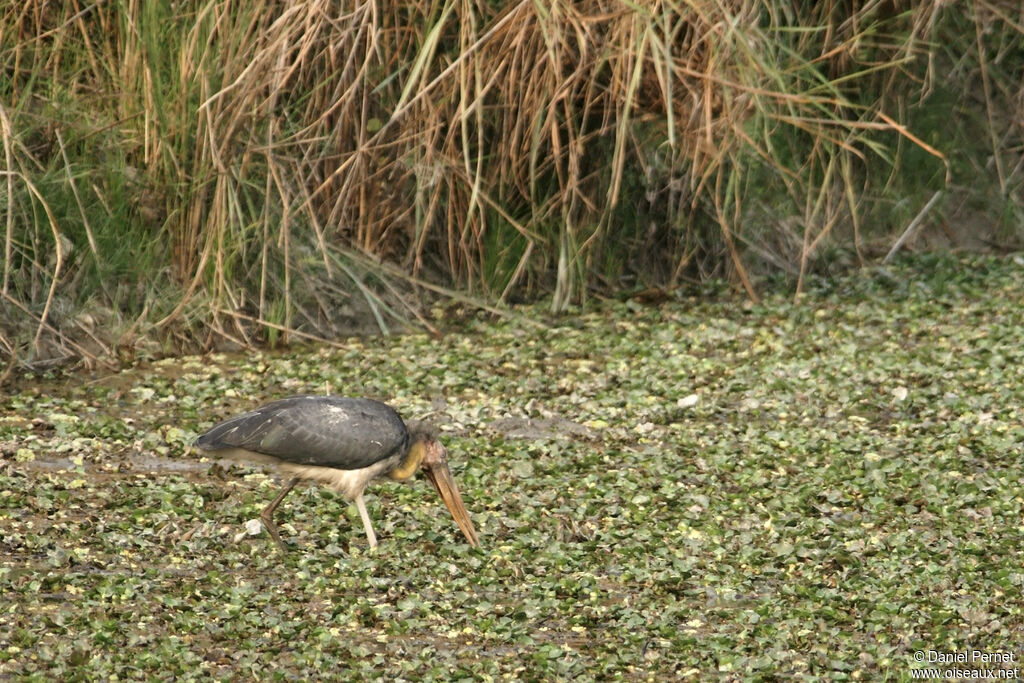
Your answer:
[1,2,1023,370]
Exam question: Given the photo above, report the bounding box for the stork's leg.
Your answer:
[353,493,378,548]
[261,477,299,551]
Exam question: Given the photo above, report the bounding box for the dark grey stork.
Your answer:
[195,396,479,550]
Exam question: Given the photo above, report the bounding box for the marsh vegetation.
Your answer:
[2,256,1022,679]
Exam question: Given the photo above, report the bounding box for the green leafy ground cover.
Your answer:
[2,254,1023,680]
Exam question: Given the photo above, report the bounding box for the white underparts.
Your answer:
[278,460,393,500]
[211,447,397,500]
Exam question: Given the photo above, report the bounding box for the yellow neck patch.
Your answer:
[387,441,425,481]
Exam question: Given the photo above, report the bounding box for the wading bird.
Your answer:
[195,396,480,551]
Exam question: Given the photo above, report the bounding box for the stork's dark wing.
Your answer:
[195,396,410,469]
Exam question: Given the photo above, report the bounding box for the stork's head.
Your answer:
[390,429,480,548]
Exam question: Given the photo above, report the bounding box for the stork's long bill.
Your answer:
[426,461,480,547]
[422,457,480,547]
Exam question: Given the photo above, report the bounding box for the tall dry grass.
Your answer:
[1,0,1022,371]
